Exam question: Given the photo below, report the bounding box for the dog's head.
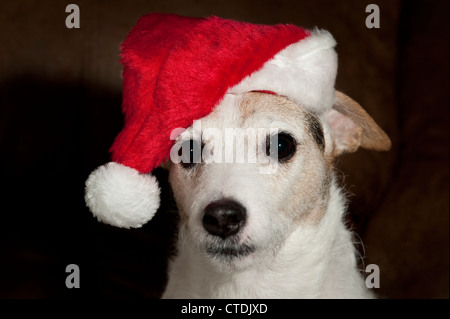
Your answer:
[83,16,390,270]
[163,91,391,268]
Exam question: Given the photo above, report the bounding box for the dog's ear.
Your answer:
[324,90,391,156]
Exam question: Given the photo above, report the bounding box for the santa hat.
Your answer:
[85,13,338,228]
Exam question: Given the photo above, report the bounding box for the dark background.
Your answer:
[0,0,448,299]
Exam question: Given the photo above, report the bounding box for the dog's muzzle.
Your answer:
[202,199,246,239]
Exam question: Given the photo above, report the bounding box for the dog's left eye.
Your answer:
[266,133,296,162]
[178,139,202,169]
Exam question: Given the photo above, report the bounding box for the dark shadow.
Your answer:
[0,75,177,298]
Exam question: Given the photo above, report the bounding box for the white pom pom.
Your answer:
[84,162,160,228]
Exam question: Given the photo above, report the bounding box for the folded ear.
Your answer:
[324,90,391,156]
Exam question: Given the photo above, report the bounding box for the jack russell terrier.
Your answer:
[161,91,391,298]
[84,13,391,299]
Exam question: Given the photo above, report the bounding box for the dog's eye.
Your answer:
[178,139,202,169]
[266,133,296,162]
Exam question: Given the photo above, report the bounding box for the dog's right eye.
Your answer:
[178,139,202,169]
[266,133,297,162]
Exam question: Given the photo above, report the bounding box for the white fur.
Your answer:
[230,29,338,114]
[85,162,160,228]
[164,180,371,298]
[163,93,373,298]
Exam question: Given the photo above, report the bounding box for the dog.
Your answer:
[83,14,391,299]
[161,90,391,298]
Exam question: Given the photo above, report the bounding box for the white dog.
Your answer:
[84,14,391,299]
[161,90,391,298]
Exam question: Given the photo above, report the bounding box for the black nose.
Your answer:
[202,199,247,239]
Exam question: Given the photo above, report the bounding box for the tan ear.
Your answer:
[324,90,391,156]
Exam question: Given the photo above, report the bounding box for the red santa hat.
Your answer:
[85,13,338,228]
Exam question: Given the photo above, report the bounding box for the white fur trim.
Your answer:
[230,29,337,113]
[85,162,160,228]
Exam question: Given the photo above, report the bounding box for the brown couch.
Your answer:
[0,0,447,298]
